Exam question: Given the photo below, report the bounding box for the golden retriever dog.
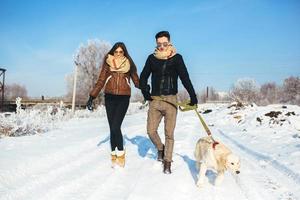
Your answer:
[194,136,240,187]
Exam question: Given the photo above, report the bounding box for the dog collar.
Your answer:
[212,141,219,150]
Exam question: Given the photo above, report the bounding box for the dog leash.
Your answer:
[151,96,219,148]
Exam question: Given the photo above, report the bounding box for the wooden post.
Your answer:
[71,63,78,113]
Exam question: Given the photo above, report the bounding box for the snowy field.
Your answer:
[1,102,300,200]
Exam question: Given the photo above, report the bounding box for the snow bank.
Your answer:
[199,103,300,180]
[0,102,147,137]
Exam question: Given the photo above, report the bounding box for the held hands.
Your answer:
[142,91,152,101]
[142,84,153,101]
[86,96,95,111]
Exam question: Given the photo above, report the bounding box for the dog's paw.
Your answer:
[214,176,224,186]
[196,181,205,188]
[214,180,222,186]
[197,177,208,188]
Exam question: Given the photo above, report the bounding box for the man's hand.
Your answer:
[142,84,153,101]
[188,95,198,106]
[142,91,153,101]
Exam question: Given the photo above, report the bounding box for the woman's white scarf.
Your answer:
[106,54,130,73]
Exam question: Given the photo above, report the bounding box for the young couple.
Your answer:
[86,31,198,174]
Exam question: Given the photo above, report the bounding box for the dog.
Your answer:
[194,136,240,187]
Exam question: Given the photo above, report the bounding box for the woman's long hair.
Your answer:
[105,42,137,73]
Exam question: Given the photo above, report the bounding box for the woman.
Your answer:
[86,42,139,168]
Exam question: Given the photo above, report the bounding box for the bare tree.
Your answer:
[65,39,111,105]
[230,78,260,104]
[281,76,300,105]
[197,89,207,103]
[218,91,230,102]
[259,82,279,105]
[4,83,28,100]
[207,87,219,101]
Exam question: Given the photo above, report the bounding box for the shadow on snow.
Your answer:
[176,153,217,185]
[96,134,157,160]
[124,135,157,160]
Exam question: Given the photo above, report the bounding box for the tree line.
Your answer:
[4,39,300,106]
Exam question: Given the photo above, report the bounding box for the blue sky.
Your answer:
[0,0,299,97]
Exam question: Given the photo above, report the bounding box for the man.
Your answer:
[140,31,198,174]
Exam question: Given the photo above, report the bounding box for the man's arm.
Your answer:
[139,56,152,100]
[139,56,152,90]
[176,54,198,105]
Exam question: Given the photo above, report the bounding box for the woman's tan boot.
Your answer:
[116,150,125,168]
[111,151,117,168]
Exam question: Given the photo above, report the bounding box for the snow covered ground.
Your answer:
[1,103,300,200]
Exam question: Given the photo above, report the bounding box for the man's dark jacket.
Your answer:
[139,54,197,103]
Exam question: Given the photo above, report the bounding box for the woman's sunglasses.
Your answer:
[114,50,124,54]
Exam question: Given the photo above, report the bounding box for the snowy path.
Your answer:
[216,129,300,200]
[1,109,300,200]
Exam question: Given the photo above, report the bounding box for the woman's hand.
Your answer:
[86,96,95,111]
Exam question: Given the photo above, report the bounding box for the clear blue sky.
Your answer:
[1,0,299,97]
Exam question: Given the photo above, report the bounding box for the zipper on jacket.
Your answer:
[116,73,120,94]
[125,77,131,87]
[104,75,112,88]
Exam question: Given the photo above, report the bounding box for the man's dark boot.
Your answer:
[163,161,171,174]
[157,145,164,162]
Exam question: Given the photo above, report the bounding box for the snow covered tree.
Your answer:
[230,78,260,104]
[65,39,111,105]
[4,83,28,100]
[197,89,207,103]
[259,82,279,105]
[218,91,230,102]
[196,87,220,103]
[207,87,219,101]
[281,76,300,105]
